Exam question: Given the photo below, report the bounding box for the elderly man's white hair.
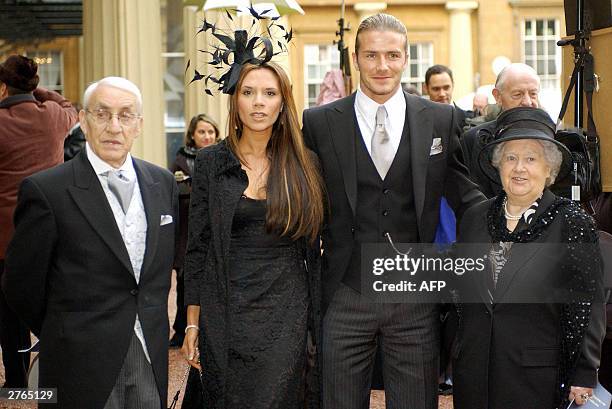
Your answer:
[495,63,540,92]
[83,76,143,113]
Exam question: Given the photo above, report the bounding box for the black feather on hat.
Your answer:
[186,7,291,95]
[0,55,39,92]
[477,107,573,184]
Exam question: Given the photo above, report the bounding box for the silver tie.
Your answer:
[371,105,394,179]
[106,170,134,214]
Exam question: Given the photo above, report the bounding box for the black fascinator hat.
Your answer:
[186,7,293,95]
[477,107,573,184]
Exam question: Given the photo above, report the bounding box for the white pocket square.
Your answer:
[430,138,443,155]
[160,215,173,226]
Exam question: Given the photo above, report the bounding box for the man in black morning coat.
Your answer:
[302,13,484,409]
[3,76,178,409]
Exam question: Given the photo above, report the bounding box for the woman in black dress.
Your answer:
[182,61,325,409]
[169,114,220,347]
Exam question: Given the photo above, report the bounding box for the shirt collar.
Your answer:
[0,94,36,109]
[355,86,406,124]
[86,142,136,181]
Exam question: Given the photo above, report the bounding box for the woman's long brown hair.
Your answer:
[226,62,325,243]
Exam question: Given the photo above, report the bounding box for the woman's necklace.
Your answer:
[503,197,523,221]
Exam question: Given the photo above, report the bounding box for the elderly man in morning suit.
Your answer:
[3,77,178,409]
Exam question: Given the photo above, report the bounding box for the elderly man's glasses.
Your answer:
[86,109,141,127]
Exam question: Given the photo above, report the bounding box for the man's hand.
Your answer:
[181,326,201,371]
[569,386,594,406]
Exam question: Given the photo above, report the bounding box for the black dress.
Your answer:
[225,195,309,409]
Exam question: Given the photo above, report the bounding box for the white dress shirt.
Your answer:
[354,86,406,157]
[85,142,151,362]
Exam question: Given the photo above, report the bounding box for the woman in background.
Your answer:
[168,113,220,348]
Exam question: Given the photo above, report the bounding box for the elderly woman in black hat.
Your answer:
[452,107,605,409]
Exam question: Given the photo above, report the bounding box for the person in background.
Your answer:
[168,113,220,348]
[423,64,473,129]
[402,83,421,96]
[471,93,489,117]
[462,94,502,133]
[0,54,77,387]
[461,63,541,198]
[423,64,454,105]
[422,64,469,395]
[64,103,87,161]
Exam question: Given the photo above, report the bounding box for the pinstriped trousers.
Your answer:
[103,332,162,409]
[322,284,440,409]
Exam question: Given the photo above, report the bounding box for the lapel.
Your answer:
[406,94,432,230]
[465,215,496,312]
[326,94,359,217]
[213,142,248,272]
[492,242,542,304]
[67,150,135,276]
[134,159,161,280]
[493,190,556,303]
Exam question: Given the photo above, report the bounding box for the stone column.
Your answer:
[82,0,166,166]
[446,1,478,100]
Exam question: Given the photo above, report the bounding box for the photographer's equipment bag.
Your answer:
[551,52,602,202]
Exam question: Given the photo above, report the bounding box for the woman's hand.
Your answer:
[569,386,594,406]
[181,326,202,370]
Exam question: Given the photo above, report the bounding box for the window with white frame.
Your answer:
[304,44,340,108]
[28,51,63,93]
[522,19,561,90]
[401,43,433,91]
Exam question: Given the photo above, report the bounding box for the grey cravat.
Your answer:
[371,105,394,179]
[106,170,134,214]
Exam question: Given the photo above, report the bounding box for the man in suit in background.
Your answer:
[0,54,77,388]
[302,13,483,409]
[423,64,473,129]
[3,76,178,409]
[460,63,541,198]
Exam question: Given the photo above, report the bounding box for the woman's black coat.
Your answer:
[183,141,322,409]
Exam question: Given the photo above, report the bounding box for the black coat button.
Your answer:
[351,227,355,233]
[382,210,389,216]
[383,189,390,195]
[130,289,138,296]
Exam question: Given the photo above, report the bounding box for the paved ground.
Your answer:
[0,273,453,408]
